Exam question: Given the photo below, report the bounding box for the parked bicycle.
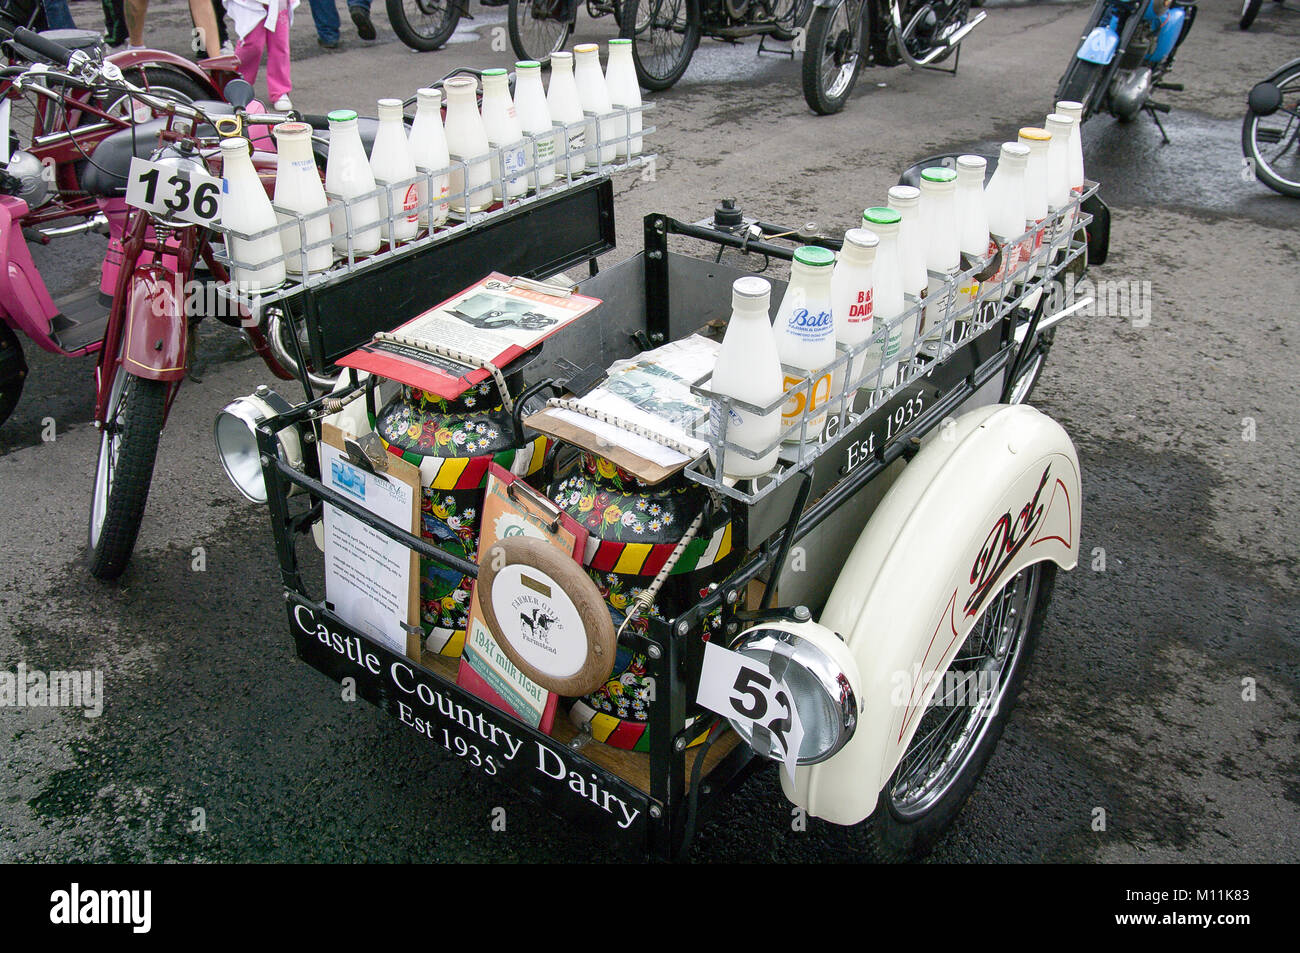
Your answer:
[800,0,986,115]
[1242,56,1300,197]
[508,0,623,65]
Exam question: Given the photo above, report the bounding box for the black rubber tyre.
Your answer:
[0,322,26,428]
[509,0,574,64]
[386,0,462,51]
[1240,0,1263,29]
[856,562,1058,861]
[801,0,866,115]
[620,0,700,91]
[116,66,211,113]
[87,367,167,581]
[1057,59,1105,123]
[770,0,812,42]
[1242,64,1300,197]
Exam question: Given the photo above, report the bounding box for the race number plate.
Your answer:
[124,157,223,226]
[697,641,804,783]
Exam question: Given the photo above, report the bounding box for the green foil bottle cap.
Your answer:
[483,67,507,76]
[862,206,902,225]
[793,245,836,267]
[327,109,357,123]
[921,167,958,183]
[516,60,541,69]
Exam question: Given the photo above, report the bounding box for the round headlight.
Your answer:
[728,618,860,765]
[214,386,302,503]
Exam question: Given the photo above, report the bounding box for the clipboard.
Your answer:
[320,423,423,661]
[456,465,589,733]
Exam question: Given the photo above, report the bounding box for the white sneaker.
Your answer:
[220,41,235,57]
[273,95,293,111]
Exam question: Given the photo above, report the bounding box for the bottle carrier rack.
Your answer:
[245,156,1100,859]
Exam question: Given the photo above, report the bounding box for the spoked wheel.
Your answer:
[87,362,167,581]
[509,0,574,64]
[620,0,700,91]
[386,0,463,51]
[95,66,210,123]
[802,0,866,115]
[770,0,812,41]
[1240,0,1263,29]
[1242,65,1300,198]
[857,561,1057,861]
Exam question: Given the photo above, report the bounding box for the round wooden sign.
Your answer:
[477,536,616,697]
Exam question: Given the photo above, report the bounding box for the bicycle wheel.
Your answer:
[770,0,812,42]
[1242,65,1300,198]
[87,364,167,581]
[801,0,866,115]
[1239,0,1263,29]
[386,0,462,51]
[620,0,700,91]
[509,0,574,64]
[100,66,210,122]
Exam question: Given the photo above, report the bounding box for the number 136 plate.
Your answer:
[125,156,223,226]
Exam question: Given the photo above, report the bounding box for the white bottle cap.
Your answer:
[733,275,771,299]
[888,184,920,207]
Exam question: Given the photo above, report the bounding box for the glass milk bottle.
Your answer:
[272,122,332,278]
[574,43,617,166]
[370,98,419,244]
[1055,100,1087,201]
[984,142,1029,282]
[888,184,928,301]
[830,228,878,397]
[918,167,960,340]
[547,52,586,177]
[605,38,641,158]
[710,276,783,479]
[325,109,382,256]
[408,88,450,228]
[481,68,527,201]
[1018,126,1051,274]
[221,137,285,292]
[514,61,556,190]
[1044,113,1074,251]
[863,207,906,390]
[773,245,836,443]
[443,76,493,214]
[954,155,988,316]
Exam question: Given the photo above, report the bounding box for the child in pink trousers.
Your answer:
[229,0,298,110]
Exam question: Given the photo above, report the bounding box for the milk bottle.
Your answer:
[272,122,332,277]
[370,98,419,244]
[710,276,783,479]
[442,76,494,214]
[513,61,557,190]
[221,137,286,292]
[773,245,836,442]
[324,110,382,257]
[408,88,451,228]
[830,228,878,396]
[547,52,587,177]
[480,68,527,201]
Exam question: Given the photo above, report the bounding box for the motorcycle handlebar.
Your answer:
[12,27,74,68]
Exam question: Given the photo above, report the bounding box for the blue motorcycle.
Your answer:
[1056,0,1197,142]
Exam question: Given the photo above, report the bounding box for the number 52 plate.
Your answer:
[124,156,224,226]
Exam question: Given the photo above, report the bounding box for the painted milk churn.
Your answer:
[375,380,547,657]
[550,452,737,750]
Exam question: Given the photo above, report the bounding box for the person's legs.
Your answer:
[235,24,268,87]
[41,0,76,30]
[308,0,341,46]
[102,0,128,46]
[125,0,147,46]
[188,0,220,56]
[263,8,292,102]
[211,0,230,49]
[347,1,374,41]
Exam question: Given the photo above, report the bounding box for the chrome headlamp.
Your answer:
[214,385,304,503]
[727,616,862,765]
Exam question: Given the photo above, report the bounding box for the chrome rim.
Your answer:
[89,366,130,548]
[888,563,1041,819]
[630,0,690,74]
[517,0,570,59]
[401,0,455,37]
[1248,71,1300,191]
[819,2,861,99]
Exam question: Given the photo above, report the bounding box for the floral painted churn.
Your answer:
[376,380,547,657]
[550,453,736,750]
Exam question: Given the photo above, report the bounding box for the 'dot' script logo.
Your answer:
[964,465,1050,618]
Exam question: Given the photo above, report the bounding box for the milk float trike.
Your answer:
[210,110,1108,860]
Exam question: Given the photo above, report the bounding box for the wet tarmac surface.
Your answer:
[1,0,1297,863]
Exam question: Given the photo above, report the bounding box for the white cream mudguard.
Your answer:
[782,404,1081,826]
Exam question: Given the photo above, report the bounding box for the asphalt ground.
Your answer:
[0,0,1297,862]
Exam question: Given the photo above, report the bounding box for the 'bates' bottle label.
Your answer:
[785,307,833,341]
